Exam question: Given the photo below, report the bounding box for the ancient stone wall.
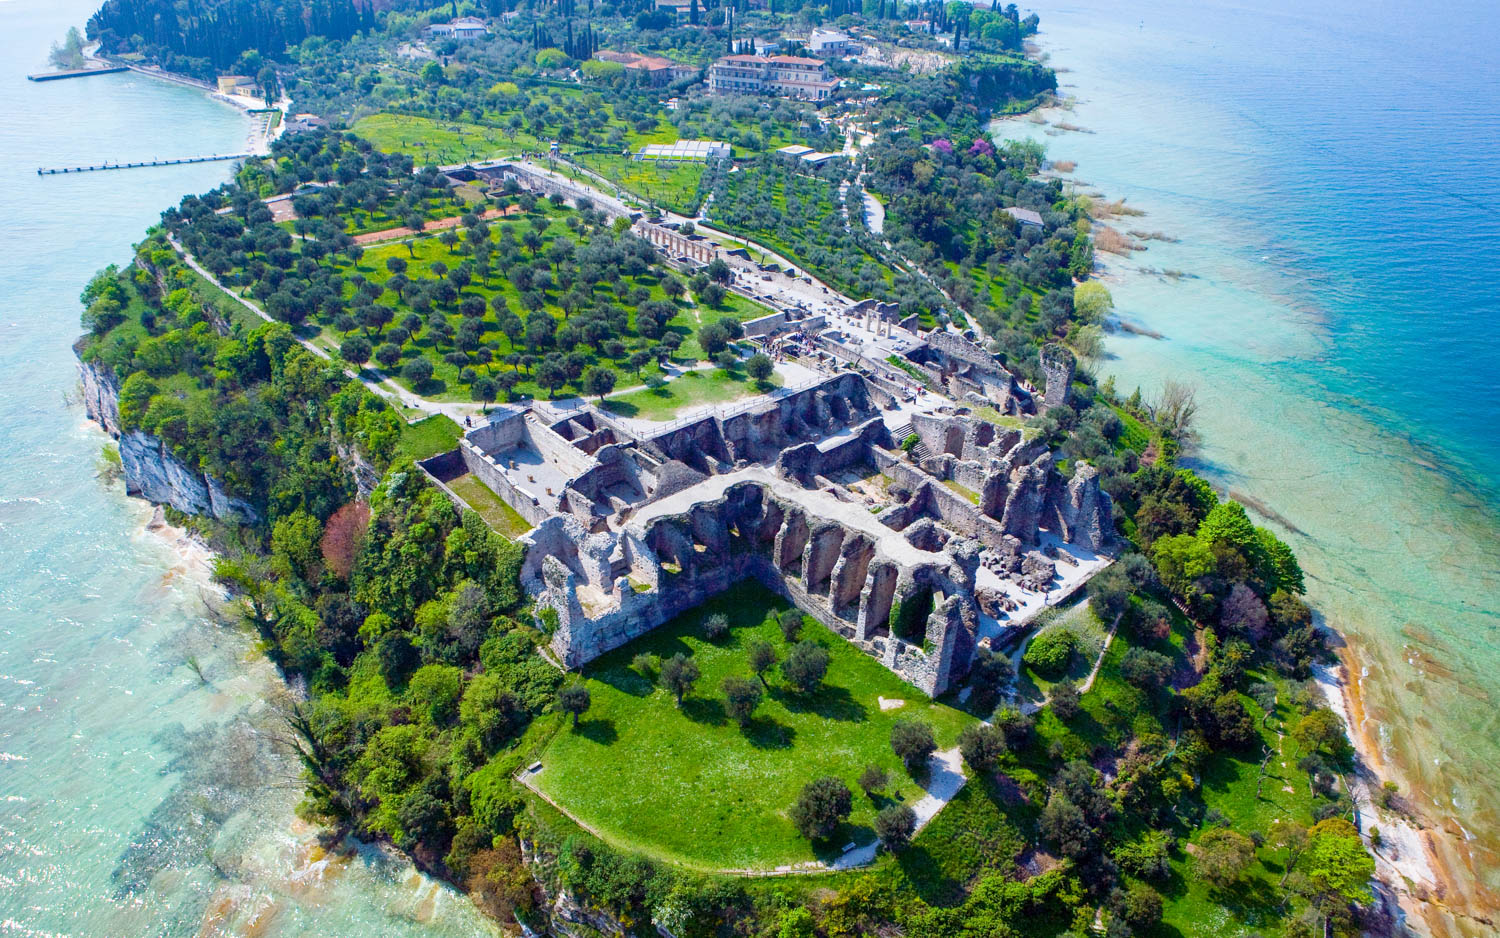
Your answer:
[459,439,555,527]
[533,477,982,694]
[467,410,528,453]
[775,417,892,485]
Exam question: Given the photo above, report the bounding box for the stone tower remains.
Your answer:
[1039,344,1075,411]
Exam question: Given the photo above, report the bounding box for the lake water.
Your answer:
[4,0,1499,931]
[0,0,496,934]
[996,0,1500,905]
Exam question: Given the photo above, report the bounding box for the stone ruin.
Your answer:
[489,371,1115,697]
[901,331,1036,416]
[1039,343,1076,411]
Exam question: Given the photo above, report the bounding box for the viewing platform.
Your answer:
[37,153,252,175]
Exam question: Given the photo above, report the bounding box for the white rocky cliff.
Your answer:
[78,358,259,524]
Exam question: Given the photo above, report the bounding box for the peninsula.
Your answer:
[70,1,1385,935]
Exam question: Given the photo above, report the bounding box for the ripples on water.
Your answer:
[0,0,494,934]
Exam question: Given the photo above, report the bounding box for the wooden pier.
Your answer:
[37,153,253,175]
[26,66,128,81]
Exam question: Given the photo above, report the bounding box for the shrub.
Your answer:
[779,907,815,938]
[778,608,803,642]
[631,652,658,679]
[747,639,777,686]
[958,723,1006,771]
[891,719,936,774]
[722,675,762,726]
[1117,882,1163,930]
[1024,628,1077,677]
[781,640,830,694]
[874,803,917,852]
[746,352,773,382]
[1120,647,1174,688]
[660,653,699,705]
[1050,679,1081,720]
[1194,827,1255,888]
[967,647,1015,713]
[789,776,852,840]
[702,612,730,642]
[992,705,1035,748]
[858,764,889,795]
[403,356,434,386]
[557,684,591,726]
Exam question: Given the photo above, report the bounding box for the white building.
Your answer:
[807,28,857,56]
[636,140,733,162]
[426,16,490,40]
[708,55,837,101]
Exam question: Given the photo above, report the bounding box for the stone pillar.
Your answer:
[802,524,845,593]
[774,508,809,572]
[1000,454,1052,544]
[855,562,898,640]
[831,537,874,615]
[979,464,1008,520]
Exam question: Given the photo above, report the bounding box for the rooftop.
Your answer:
[1004,206,1045,226]
[718,54,826,66]
[637,140,732,161]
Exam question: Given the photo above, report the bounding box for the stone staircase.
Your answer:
[891,422,931,460]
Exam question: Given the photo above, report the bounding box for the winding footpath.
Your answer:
[168,234,482,424]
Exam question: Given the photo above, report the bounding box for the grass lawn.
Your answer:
[534,582,976,870]
[942,479,981,505]
[896,765,1041,908]
[177,266,263,331]
[1157,668,1331,938]
[1016,599,1113,706]
[394,414,462,463]
[601,368,779,421]
[970,406,1040,442]
[576,153,706,215]
[353,113,536,165]
[1111,405,1154,455]
[446,472,532,538]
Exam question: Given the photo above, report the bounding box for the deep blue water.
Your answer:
[1053,0,1500,493]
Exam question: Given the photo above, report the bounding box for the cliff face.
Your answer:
[78,358,260,524]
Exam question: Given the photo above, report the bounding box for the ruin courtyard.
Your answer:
[419,323,1115,700]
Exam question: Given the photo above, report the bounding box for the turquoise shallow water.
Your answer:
[998,0,1500,889]
[0,1,495,934]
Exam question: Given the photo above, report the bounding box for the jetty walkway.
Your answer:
[37,154,252,175]
[26,66,128,81]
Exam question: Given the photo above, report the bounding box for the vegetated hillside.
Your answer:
[87,0,378,79]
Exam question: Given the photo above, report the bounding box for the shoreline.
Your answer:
[1318,642,1500,937]
[83,46,287,155]
[122,457,495,935]
[990,56,1496,938]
